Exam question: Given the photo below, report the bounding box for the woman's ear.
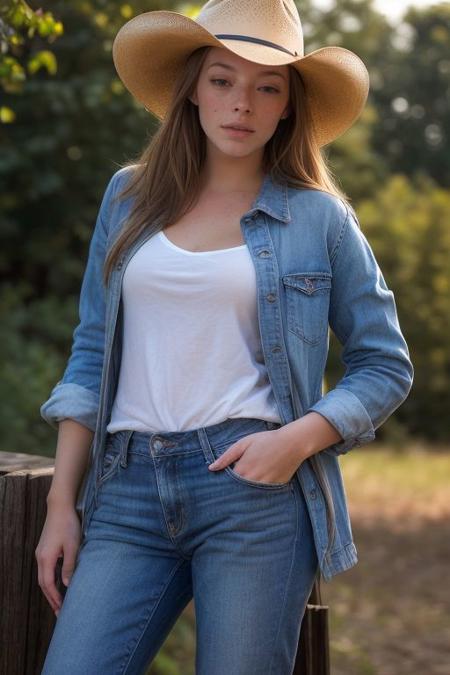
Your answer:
[189,91,198,106]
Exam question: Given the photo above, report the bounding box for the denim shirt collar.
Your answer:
[248,172,292,224]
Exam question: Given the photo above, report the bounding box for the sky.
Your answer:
[314,0,444,24]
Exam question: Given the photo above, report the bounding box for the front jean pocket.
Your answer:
[211,439,292,491]
[97,437,122,487]
[282,272,332,345]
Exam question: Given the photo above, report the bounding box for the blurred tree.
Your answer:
[0,0,64,122]
[0,0,176,456]
[370,3,450,187]
[0,0,448,455]
[298,1,450,190]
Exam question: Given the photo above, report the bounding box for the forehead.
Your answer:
[203,46,288,77]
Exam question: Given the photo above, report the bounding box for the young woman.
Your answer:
[37,1,414,673]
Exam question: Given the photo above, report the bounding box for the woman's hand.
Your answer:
[35,501,81,617]
[208,428,305,484]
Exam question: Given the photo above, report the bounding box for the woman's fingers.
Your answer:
[35,505,82,616]
[61,542,79,587]
[36,548,63,614]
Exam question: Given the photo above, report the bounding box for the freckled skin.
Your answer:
[189,47,292,163]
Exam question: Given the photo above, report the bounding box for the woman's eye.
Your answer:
[210,79,279,93]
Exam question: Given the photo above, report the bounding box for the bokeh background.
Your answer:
[1,1,449,673]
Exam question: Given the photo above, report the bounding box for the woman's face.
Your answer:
[189,47,291,160]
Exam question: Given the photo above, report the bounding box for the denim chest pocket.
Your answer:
[282,272,332,345]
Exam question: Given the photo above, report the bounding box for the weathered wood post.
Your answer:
[294,580,330,674]
[1,453,56,675]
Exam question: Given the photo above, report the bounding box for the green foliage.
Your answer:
[0,0,64,122]
[358,175,450,440]
[0,0,449,458]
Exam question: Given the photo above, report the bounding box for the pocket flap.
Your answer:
[282,272,332,295]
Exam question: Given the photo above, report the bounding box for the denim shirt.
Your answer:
[40,166,414,582]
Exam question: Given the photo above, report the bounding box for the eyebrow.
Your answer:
[207,61,287,81]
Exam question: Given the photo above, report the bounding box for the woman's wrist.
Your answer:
[275,412,343,463]
[46,489,77,510]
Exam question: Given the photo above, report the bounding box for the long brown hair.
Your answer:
[103,44,352,568]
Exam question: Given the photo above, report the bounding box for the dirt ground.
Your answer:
[322,443,450,675]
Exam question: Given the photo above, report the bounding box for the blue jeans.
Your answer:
[42,417,319,675]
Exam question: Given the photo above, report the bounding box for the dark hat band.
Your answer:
[214,33,299,57]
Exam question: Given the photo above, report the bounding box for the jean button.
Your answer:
[152,437,164,451]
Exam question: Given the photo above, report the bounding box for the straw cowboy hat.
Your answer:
[112,0,370,147]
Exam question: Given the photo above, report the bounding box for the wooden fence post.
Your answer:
[1,453,56,675]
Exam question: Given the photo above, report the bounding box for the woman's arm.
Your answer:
[39,168,125,433]
[36,418,94,617]
[304,206,414,456]
[46,419,94,507]
[36,171,127,617]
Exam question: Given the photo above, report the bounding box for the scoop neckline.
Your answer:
[158,229,247,255]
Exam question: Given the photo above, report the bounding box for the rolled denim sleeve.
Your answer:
[305,207,414,456]
[40,170,121,432]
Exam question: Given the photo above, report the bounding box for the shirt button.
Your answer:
[271,345,282,353]
[266,293,276,302]
[309,488,317,500]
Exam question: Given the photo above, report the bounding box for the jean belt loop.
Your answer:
[120,430,134,468]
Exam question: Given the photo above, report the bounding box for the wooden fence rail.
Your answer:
[0,451,329,674]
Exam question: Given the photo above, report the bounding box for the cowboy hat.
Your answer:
[112,0,370,147]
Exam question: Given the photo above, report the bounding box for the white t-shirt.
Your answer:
[106,229,281,433]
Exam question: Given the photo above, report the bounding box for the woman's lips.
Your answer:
[222,126,254,137]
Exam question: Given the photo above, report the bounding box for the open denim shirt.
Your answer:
[40,166,414,582]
